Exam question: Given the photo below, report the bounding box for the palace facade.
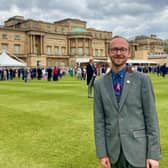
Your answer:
[1,16,168,67]
[0,16,112,67]
[129,35,168,64]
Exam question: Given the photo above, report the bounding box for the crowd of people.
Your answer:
[0,62,167,82]
[131,63,168,77]
[0,66,67,82]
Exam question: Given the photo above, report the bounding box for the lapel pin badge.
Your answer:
[126,80,130,84]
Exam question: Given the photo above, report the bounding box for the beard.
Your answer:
[110,57,127,68]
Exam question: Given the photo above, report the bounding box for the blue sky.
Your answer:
[0,0,168,39]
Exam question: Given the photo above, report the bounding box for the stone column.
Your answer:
[68,39,71,56]
[30,35,32,53]
[40,35,42,54]
[105,42,109,58]
[75,38,78,57]
[33,35,36,54]
[42,35,44,55]
[89,39,92,57]
[32,35,34,53]
[83,38,85,57]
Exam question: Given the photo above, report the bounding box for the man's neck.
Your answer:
[112,65,126,73]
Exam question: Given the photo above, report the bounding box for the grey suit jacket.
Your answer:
[94,70,162,167]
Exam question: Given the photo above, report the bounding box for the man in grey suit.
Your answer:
[94,36,162,168]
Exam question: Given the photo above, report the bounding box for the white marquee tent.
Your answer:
[76,58,157,65]
[0,51,26,67]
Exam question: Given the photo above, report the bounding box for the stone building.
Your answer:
[129,35,168,64]
[0,16,112,67]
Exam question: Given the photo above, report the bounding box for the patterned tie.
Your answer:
[115,83,121,93]
[114,74,121,96]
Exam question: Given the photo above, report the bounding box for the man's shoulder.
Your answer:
[95,74,110,85]
[131,71,151,84]
[132,70,149,78]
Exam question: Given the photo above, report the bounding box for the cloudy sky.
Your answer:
[0,0,168,39]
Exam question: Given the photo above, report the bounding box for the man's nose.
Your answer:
[116,49,122,54]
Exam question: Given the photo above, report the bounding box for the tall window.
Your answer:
[100,49,103,56]
[95,49,98,56]
[71,47,75,56]
[47,46,52,56]
[15,44,20,55]
[35,45,38,54]
[61,47,66,56]
[47,25,50,32]
[78,48,83,56]
[1,43,8,51]
[98,50,101,57]
[55,27,57,32]
[54,47,59,56]
[2,34,7,39]
[15,35,20,40]
[85,47,89,56]
[61,28,64,33]
[47,61,51,67]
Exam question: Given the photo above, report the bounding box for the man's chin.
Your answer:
[113,61,126,67]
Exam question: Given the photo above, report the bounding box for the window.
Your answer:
[37,60,40,67]
[1,43,8,51]
[95,49,98,56]
[15,35,20,40]
[61,28,64,33]
[2,34,7,39]
[47,61,51,67]
[62,47,66,56]
[55,27,57,32]
[78,48,83,56]
[54,47,59,56]
[15,44,20,54]
[35,45,38,54]
[100,49,103,56]
[85,47,89,56]
[47,25,50,32]
[98,50,101,57]
[47,46,52,56]
[71,48,75,56]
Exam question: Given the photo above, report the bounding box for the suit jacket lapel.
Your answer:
[119,72,133,111]
[105,74,119,110]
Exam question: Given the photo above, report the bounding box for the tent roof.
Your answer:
[0,51,26,67]
[127,59,157,64]
[76,58,157,65]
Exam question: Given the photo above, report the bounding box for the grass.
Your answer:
[0,74,167,168]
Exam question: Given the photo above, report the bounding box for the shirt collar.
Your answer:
[112,67,127,78]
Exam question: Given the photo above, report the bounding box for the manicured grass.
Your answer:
[0,74,167,168]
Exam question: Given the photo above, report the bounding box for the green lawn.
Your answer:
[0,74,167,168]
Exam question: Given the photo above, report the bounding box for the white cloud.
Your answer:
[0,0,168,39]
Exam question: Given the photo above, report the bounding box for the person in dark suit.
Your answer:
[94,36,161,168]
[47,67,52,81]
[86,59,96,98]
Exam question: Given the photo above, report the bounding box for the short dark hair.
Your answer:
[89,59,93,63]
